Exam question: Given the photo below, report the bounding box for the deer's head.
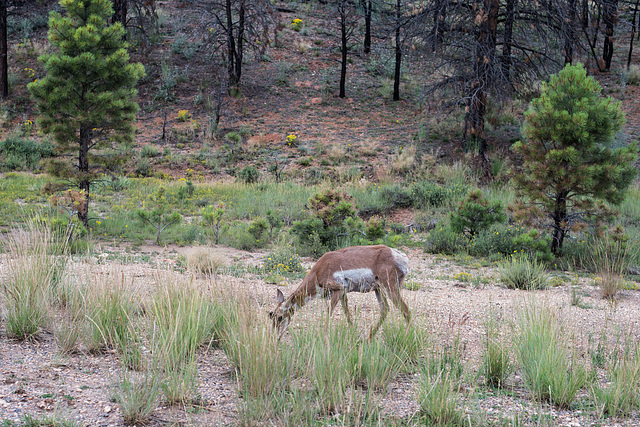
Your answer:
[269,289,291,337]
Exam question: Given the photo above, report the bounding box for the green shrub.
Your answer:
[470,223,553,263]
[140,145,161,158]
[263,248,304,278]
[379,184,413,210]
[498,255,549,290]
[134,158,152,177]
[450,189,506,239]
[426,226,468,255]
[239,165,260,183]
[248,217,269,242]
[0,135,55,171]
[292,189,362,256]
[410,180,465,209]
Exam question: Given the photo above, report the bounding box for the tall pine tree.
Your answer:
[28,0,145,227]
[512,64,637,255]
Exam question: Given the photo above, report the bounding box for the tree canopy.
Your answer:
[512,64,638,255]
[28,0,145,226]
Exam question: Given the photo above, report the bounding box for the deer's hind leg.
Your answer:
[329,287,352,324]
[369,288,390,339]
[383,272,412,325]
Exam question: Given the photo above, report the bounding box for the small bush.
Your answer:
[292,189,361,255]
[134,158,152,177]
[470,223,553,263]
[140,145,161,158]
[498,255,549,290]
[239,165,260,183]
[0,135,55,171]
[379,184,413,210]
[450,189,506,239]
[624,64,640,85]
[410,181,456,208]
[248,217,269,241]
[426,226,468,255]
[263,248,304,279]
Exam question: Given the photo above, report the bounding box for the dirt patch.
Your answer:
[1,247,639,425]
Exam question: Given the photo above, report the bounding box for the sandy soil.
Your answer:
[1,245,639,426]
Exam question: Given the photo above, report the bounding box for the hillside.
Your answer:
[7,0,639,185]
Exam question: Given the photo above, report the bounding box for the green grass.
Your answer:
[514,299,590,408]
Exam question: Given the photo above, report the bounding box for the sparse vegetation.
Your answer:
[2,0,640,425]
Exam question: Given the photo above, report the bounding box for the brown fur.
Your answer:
[269,245,411,339]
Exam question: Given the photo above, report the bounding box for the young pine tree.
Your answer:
[28,0,145,227]
[512,64,637,255]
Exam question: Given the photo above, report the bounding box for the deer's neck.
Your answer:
[284,275,319,318]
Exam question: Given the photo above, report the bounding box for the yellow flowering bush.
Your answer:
[177,109,191,122]
[286,134,298,146]
[290,18,303,32]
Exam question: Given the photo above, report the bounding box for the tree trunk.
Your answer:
[629,0,640,69]
[361,0,372,54]
[602,0,618,71]
[393,0,401,101]
[465,0,498,181]
[226,0,238,87]
[339,0,347,98]
[0,0,7,100]
[551,193,569,256]
[112,0,127,30]
[501,0,516,78]
[431,0,447,52]
[564,0,577,64]
[78,125,91,228]
[236,0,245,84]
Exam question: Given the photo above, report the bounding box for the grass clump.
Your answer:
[0,220,67,339]
[592,358,640,417]
[416,366,466,426]
[498,255,549,290]
[186,247,227,275]
[514,299,590,408]
[584,230,637,299]
[151,277,226,404]
[112,371,161,425]
[480,306,512,388]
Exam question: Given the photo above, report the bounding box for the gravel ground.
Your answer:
[1,245,639,426]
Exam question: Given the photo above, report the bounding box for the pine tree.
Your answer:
[28,0,145,227]
[512,64,638,255]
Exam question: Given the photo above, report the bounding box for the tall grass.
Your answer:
[514,299,590,408]
[151,276,226,404]
[82,270,142,370]
[112,370,162,425]
[480,306,512,388]
[0,220,66,339]
[416,366,466,426]
[591,341,640,418]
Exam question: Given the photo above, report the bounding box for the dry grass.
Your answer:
[186,247,228,275]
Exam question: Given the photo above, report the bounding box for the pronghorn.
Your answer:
[269,245,411,339]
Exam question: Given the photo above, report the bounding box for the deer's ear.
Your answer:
[276,289,285,304]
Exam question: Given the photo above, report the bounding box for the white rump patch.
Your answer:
[334,268,376,293]
[391,248,409,276]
